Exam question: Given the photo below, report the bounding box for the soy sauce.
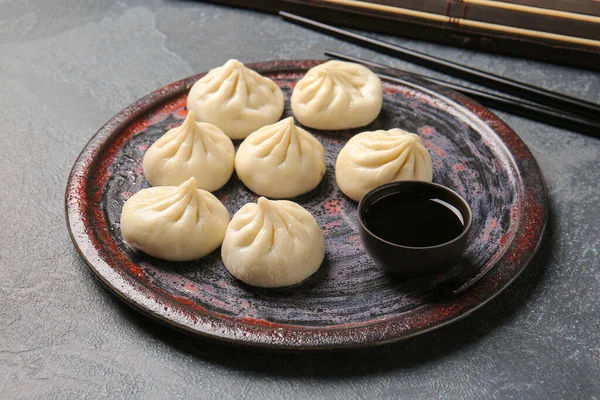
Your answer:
[364,192,465,247]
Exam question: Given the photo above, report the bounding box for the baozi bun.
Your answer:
[235,117,326,198]
[120,177,230,261]
[291,60,383,130]
[221,197,325,288]
[143,111,234,191]
[336,129,433,201]
[187,59,285,139]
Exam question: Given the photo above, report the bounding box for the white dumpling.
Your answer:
[221,197,325,288]
[143,111,234,191]
[235,117,326,198]
[291,60,383,130]
[336,129,433,201]
[187,59,285,139]
[120,177,230,261]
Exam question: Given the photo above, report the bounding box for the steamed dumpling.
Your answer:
[235,117,326,198]
[221,197,325,288]
[336,129,433,201]
[291,60,382,130]
[120,177,230,261]
[143,111,234,191]
[187,59,285,139]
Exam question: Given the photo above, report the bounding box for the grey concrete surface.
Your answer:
[0,1,599,399]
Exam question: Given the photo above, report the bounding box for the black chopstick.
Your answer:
[325,51,600,138]
[281,11,600,123]
[326,51,557,110]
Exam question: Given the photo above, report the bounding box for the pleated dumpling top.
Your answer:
[221,197,325,288]
[143,111,234,191]
[291,60,382,130]
[120,178,230,261]
[336,129,433,201]
[187,59,284,139]
[235,117,326,198]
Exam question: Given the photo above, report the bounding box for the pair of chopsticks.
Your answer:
[280,12,600,139]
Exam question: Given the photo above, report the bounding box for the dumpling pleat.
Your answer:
[311,77,337,114]
[297,75,326,103]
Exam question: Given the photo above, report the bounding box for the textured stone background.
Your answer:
[1,1,599,399]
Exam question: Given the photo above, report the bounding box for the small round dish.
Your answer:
[358,181,472,276]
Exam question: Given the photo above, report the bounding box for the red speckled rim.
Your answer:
[65,60,548,350]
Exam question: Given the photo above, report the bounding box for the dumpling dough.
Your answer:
[143,111,234,191]
[235,117,326,198]
[291,60,383,130]
[221,197,325,288]
[120,177,230,261]
[336,129,433,201]
[187,59,285,139]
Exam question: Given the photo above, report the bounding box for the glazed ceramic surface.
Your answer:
[66,60,547,349]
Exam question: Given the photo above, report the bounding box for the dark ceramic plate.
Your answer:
[66,60,547,350]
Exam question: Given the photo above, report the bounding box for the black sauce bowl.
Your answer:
[358,181,472,276]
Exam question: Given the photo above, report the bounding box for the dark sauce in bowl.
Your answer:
[358,181,472,275]
[365,192,465,247]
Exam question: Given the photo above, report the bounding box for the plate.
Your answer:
[66,60,547,349]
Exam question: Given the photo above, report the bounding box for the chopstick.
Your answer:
[325,51,600,138]
[280,11,600,123]
[461,0,600,24]
[318,0,600,47]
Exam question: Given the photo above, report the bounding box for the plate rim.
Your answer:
[65,59,548,350]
